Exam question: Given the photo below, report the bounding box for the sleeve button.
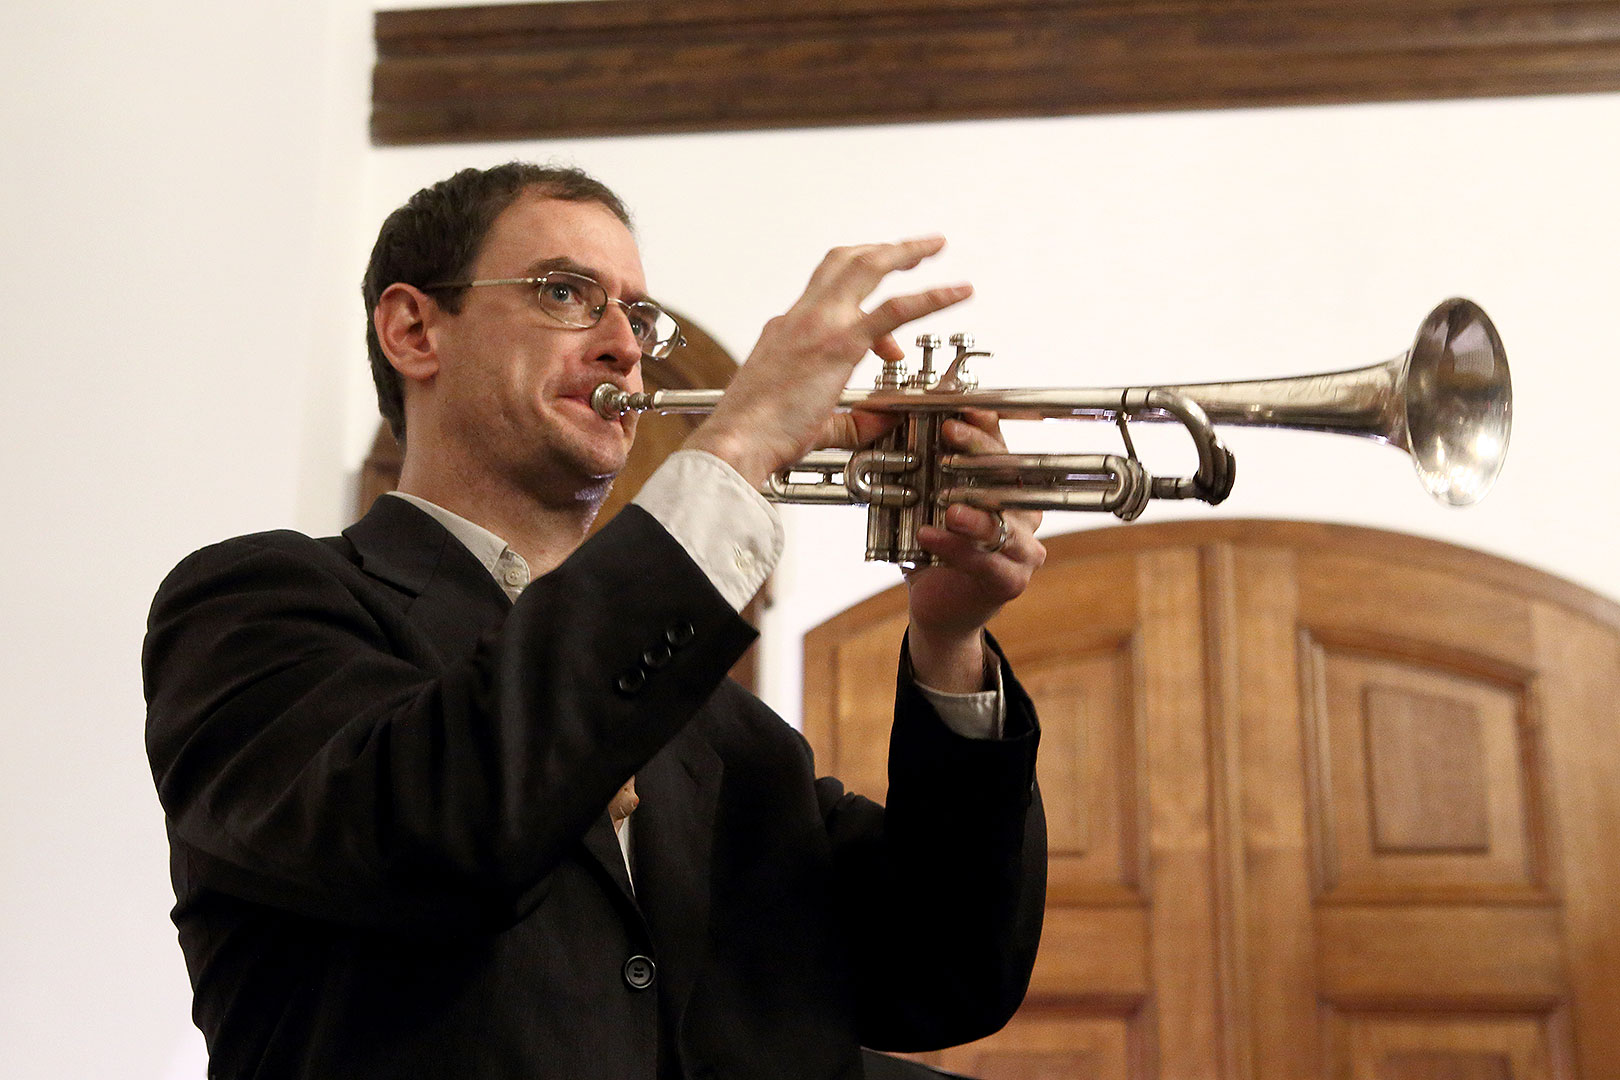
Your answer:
[623,954,656,990]
[642,642,673,669]
[615,668,647,695]
[665,620,696,648]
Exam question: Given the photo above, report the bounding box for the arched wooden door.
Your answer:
[803,521,1620,1079]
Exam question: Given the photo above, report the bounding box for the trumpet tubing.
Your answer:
[594,299,1510,566]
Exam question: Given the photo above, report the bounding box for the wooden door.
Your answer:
[801,521,1620,1079]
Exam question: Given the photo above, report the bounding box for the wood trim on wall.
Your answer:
[373,0,1620,144]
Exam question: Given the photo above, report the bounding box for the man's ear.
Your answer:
[374,283,442,384]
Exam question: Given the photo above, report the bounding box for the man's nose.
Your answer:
[593,301,644,372]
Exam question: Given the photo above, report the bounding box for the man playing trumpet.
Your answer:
[144,162,1048,1079]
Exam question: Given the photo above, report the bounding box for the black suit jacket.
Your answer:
[144,497,1045,1079]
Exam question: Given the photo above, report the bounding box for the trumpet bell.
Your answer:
[1404,298,1511,506]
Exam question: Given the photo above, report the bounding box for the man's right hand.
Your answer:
[682,237,971,488]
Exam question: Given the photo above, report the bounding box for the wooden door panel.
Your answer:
[807,604,908,804]
[1026,907,1149,998]
[1295,554,1536,665]
[932,1007,1140,1080]
[1283,548,1577,1074]
[1323,1010,1568,1080]
[1531,604,1620,1072]
[1302,641,1551,903]
[1316,907,1565,1004]
[807,544,1209,1076]
[1361,685,1500,854]
[903,1005,1144,1080]
[1019,647,1143,904]
[1221,545,1320,1079]
[1133,547,1226,1080]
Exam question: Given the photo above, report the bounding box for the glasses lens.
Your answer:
[534,272,682,358]
[533,272,606,329]
[626,303,683,358]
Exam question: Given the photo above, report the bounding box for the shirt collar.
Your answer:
[384,491,531,601]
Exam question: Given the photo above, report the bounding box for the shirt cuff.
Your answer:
[914,653,1006,740]
[632,449,784,612]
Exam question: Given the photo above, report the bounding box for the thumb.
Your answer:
[818,410,900,450]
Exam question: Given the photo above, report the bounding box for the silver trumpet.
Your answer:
[593,299,1511,566]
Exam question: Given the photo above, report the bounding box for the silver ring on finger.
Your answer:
[975,510,1011,555]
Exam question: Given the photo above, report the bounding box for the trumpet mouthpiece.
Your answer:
[591,383,640,418]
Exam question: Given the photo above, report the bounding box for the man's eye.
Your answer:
[543,282,578,304]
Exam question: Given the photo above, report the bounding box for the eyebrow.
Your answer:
[521,256,650,304]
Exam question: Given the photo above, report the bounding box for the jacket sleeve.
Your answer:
[821,635,1047,1051]
[144,506,755,936]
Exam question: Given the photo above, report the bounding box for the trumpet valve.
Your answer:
[940,333,988,392]
[911,334,942,388]
[877,345,913,390]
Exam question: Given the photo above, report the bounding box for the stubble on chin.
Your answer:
[513,413,634,509]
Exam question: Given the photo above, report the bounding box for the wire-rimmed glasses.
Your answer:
[424,270,685,359]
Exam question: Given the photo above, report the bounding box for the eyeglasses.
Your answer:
[423,271,685,359]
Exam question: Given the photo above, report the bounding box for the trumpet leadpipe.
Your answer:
[594,381,1216,423]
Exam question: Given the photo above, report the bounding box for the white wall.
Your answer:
[3,1,1616,1076]
[1,2,373,1076]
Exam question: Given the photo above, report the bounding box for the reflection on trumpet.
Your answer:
[593,299,1511,567]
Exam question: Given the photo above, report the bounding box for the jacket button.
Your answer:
[665,620,696,647]
[623,954,656,990]
[642,642,672,669]
[615,668,647,695]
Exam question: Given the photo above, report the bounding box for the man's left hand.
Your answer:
[904,409,1046,693]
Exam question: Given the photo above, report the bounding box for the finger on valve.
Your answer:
[686,236,969,486]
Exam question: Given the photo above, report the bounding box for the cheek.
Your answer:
[505,352,553,405]
[484,363,532,418]
[458,357,542,429]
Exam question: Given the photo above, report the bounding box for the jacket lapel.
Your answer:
[343,496,718,954]
[341,495,511,663]
[630,720,723,1018]
[580,812,638,907]
[345,496,648,918]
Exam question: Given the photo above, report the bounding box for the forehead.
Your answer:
[475,192,645,293]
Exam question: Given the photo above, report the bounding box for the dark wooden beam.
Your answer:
[372,0,1620,145]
